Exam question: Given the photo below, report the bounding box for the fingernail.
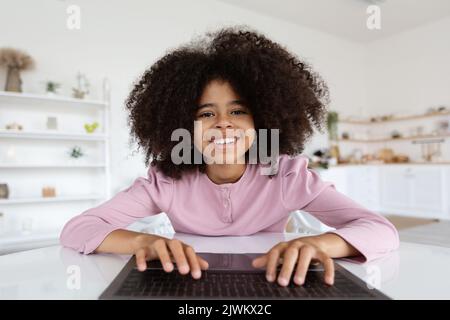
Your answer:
[278,277,288,286]
[295,277,303,285]
[192,270,201,279]
[266,274,274,282]
[164,262,173,271]
[179,264,189,274]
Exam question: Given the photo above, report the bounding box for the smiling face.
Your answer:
[194,79,256,165]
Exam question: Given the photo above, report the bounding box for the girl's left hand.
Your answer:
[251,238,335,287]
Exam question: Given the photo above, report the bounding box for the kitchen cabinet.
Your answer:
[319,164,449,220]
[380,166,447,219]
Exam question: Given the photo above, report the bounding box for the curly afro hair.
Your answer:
[126,26,329,179]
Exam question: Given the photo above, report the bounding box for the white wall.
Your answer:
[365,15,450,116]
[0,0,367,197]
[348,15,450,162]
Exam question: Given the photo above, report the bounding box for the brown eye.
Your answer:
[231,110,247,115]
[198,112,214,118]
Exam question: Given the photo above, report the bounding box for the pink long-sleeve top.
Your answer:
[60,154,399,262]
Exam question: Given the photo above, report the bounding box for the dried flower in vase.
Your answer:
[0,184,9,199]
[72,72,90,99]
[0,47,35,92]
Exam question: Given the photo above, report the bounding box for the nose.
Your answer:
[214,113,233,129]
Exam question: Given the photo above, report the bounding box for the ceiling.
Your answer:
[217,0,450,42]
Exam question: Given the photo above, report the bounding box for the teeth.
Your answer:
[214,138,236,145]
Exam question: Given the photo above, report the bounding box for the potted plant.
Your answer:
[326,111,340,165]
[45,81,61,96]
[327,111,339,141]
[68,146,85,164]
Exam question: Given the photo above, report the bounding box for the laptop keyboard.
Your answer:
[114,268,380,299]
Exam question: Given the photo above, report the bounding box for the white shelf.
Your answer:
[0,195,105,205]
[0,91,107,107]
[0,163,106,168]
[0,129,107,141]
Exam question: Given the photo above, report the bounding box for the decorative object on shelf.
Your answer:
[72,72,90,99]
[327,111,341,164]
[426,106,449,115]
[436,119,449,134]
[329,145,340,165]
[84,121,99,133]
[392,154,410,163]
[326,111,339,141]
[42,186,56,198]
[351,149,363,164]
[412,138,444,162]
[46,116,58,130]
[360,153,384,164]
[5,122,23,130]
[436,105,448,113]
[5,146,17,162]
[0,47,35,92]
[369,114,395,122]
[425,106,449,115]
[69,146,84,159]
[341,132,350,140]
[45,81,61,96]
[377,148,395,163]
[391,130,402,139]
[381,114,394,121]
[0,183,9,199]
[308,149,331,169]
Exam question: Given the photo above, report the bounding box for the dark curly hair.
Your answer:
[126,26,329,179]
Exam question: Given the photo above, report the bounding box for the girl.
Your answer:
[60,27,399,287]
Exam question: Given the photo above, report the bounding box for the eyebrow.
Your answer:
[197,100,246,110]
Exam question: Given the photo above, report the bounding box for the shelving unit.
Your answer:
[0,90,111,253]
[335,110,450,163]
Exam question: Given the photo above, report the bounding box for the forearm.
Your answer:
[299,233,361,259]
[94,229,161,255]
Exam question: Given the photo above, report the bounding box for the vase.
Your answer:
[0,184,9,199]
[5,67,22,92]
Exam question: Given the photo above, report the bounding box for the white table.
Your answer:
[0,232,449,299]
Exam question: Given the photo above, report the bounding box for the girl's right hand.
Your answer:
[133,235,209,279]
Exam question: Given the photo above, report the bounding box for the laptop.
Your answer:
[99,252,390,300]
